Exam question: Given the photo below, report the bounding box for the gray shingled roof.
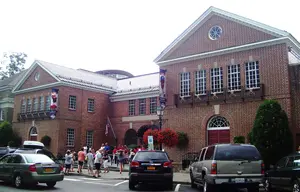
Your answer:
[37,60,118,91]
[0,70,26,90]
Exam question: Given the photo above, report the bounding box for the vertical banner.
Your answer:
[148,136,154,150]
[50,88,59,119]
[159,69,167,109]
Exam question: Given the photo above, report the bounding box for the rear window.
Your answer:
[15,149,36,154]
[24,154,54,163]
[134,152,169,161]
[0,148,7,154]
[215,145,261,161]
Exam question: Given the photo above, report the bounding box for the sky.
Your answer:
[0,0,299,76]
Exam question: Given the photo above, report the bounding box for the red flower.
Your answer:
[143,129,161,145]
[157,128,178,147]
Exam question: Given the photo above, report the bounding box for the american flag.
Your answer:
[105,123,109,136]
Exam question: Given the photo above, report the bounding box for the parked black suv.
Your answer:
[128,150,173,190]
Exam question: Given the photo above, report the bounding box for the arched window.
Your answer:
[29,126,38,141]
[208,116,230,128]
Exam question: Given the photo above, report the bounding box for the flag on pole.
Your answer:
[105,123,109,136]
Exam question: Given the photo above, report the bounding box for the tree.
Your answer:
[0,52,27,79]
[0,121,22,147]
[249,100,294,169]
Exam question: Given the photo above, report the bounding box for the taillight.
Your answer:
[130,161,140,168]
[261,163,265,174]
[211,162,217,174]
[29,164,37,172]
[163,161,172,168]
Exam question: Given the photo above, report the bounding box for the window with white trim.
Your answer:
[69,95,77,110]
[87,98,95,112]
[128,100,135,116]
[67,128,75,147]
[45,96,51,111]
[139,98,146,115]
[227,64,241,91]
[210,67,223,93]
[195,70,206,95]
[26,99,32,112]
[180,72,191,97]
[86,130,93,147]
[21,99,26,113]
[150,97,157,114]
[245,61,260,89]
[32,98,38,112]
[0,109,3,121]
[39,96,44,111]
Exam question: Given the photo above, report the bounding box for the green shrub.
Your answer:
[177,131,189,149]
[41,135,51,147]
[233,136,245,144]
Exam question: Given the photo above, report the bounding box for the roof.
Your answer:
[113,72,159,96]
[0,70,27,91]
[36,60,118,90]
[154,6,297,63]
[96,70,134,78]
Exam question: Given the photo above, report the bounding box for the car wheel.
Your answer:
[265,178,273,192]
[129,180,136,190]
[203,178,214,192]
[46,182,57,188]
[293,179,300,192]
[14,174,23,188]
[190,172,197,188]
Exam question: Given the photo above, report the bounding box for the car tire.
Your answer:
[247,184,260,192]
[203,177,214,192]
[129,180,136,190]
[46,182,57,188]
[13,174,23,188]
[292,179,300,192]
[190,172,197,188]
[265,178,273,192]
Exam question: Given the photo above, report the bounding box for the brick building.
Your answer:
[11,6,300,162]
[153,6,300,161]
[12,60,159,156]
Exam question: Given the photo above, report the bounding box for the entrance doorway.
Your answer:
[29,126,38,141]
[207,116,230,145]
[124,129,137,146]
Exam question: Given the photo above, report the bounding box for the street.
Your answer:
[0,175,198,192]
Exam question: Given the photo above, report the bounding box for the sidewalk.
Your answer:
[69,168,191,184]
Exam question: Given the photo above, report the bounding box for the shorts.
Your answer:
[78,161,84,166]
[103,160,109,168]
[95,163,101,170]
[87,162,94,169]
[65,164,71,169]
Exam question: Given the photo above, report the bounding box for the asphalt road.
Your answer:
[0,175,198,192]
[0,175,265,192]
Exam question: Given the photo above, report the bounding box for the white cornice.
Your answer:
[110,91,159,102]
[156,37,290,66]
[12,82,115,95]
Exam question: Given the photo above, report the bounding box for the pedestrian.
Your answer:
[77,148,85,174]
[129,149,135,162]
[102,150,109,173]
[118,148,125,174]
[94,149,102,178]
[86,149,94,175]
[71,151,75,172]
[64,150,72,175]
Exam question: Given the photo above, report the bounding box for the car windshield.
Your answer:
[134,151,169,161]
[215,145,261,161]
[24,154,54,163]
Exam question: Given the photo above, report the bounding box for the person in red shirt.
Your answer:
[77,148,85,173]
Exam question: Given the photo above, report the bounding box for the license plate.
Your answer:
[44,168,53,172]
[147,166,155,170]
[234,178,245,183]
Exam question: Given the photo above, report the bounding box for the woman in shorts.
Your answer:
[64,150,72,175]
[102,151,109,173]
[118,149,125,174]
[93,149,102,178]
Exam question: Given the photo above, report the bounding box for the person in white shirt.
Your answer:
[86,149,94,175]
[64,150,73,175]
[94,149,102,178]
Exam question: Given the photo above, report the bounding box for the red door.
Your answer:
[208,130,230,145]
[30,136,37,141]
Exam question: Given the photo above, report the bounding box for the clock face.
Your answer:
[208,25,223,40]
[34,72,40,81]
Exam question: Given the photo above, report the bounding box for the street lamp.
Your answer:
[157,106,164,150]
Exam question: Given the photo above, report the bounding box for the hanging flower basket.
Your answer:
[143,129,160,146]
[176,131,189,149]
[157,128,178,147]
